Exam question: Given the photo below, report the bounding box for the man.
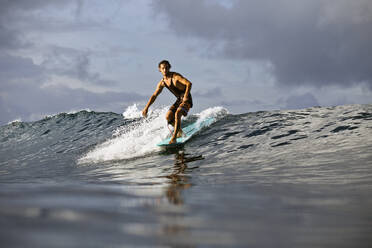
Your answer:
[142,60,193,144]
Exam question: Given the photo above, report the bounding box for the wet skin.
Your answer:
[142,63,192,144]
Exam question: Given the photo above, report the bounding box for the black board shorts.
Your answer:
[169,98,192,116]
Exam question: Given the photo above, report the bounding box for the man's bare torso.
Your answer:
[162,72,188,97]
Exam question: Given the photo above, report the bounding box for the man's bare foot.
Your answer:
[169,136,177,144]
[176,129,184,138]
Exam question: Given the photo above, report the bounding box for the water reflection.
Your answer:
[158,149,204,246]
[164,149,204,205]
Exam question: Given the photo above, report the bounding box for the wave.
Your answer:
[78,105,228,163]
[1,103,371,185]
[2,103,372,248]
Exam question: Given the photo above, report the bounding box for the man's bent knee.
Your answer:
[166,111,175,125]
[175,109,183,119]
[176,107,187,118]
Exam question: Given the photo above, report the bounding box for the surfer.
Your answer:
[142,60,193,144]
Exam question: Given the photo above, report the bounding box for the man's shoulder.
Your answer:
[171,71,183,78]
[157,79,165,87]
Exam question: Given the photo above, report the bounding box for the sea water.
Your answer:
[0,104,372,247]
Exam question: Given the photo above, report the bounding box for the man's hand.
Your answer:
[142,108,148,118]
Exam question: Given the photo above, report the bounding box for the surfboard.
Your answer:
[157,117,215,147]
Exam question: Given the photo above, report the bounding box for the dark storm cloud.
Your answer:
[193,87,222,98]
[0,1,105,50]
[42,46,117,86]
[0,0,117,87]
[0,49,144,125]
[0,0,145,125]
[0,24,30,50]
[220,99,264,107]
[153,0,372,88]
[0,0,70,11]
[0,82,146,125]
[0,53,44,81]
[280,93,320,110]
[0,0,75,50]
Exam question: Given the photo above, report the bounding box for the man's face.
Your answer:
[159,64,169,76]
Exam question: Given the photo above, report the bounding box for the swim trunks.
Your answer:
[169,98,192,116]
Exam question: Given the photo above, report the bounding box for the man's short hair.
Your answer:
[158,60,171,69]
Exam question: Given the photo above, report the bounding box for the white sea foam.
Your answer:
[196,106,228,126]
[67,108,92,114]
[79,106,169,163]
[7,118,22,125]
[79,105,227,163]
[122,103,143,119]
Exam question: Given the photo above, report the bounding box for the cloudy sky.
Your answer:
[1,0,372,124]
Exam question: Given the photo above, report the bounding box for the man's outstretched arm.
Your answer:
[142,81,164,117]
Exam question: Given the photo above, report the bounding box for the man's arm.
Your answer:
[142,80,164,117]
[174,74,192,101]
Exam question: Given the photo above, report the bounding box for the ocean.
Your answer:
[1,104,371,247]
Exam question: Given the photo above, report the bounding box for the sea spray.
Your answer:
[196,106,228,127]
[79,105,169,163]
[79,104,228,163]
[122,103,143,119]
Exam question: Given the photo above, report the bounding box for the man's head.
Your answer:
[158,60,171,76]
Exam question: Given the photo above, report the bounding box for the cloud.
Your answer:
[0,24,29,50]
[193,87,223,98]
[0,51,144,125]
[0,0,146,124]
[0,0,127,88]
[153,0,372,88]
[41,46,117,87]
[0,53,44,81]
[0,82,146,125]
[220,99,263,106]
[280,93,320,110]
[0,0,76,50]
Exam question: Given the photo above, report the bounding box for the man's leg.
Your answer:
[166,108,185,137]
[169,102,190,143]
[165,110,175,126]
[169,109,183,144]
[166,99,179,128]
